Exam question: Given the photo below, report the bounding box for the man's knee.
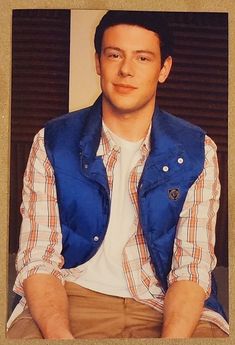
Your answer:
[192,320,228,338]
[7,309,43,339]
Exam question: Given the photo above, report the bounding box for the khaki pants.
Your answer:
[7,282,228,339]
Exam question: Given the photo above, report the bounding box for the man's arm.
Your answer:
[164,136,221,338]
[13,129,71,338]
[161,280,205,338]
[23,274,74,339]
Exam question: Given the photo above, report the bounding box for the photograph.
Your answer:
[0,1,233,344]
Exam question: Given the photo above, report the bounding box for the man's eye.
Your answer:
[138,56,150,62]
[108,53,120,59]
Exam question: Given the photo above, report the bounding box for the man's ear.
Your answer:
[95,53,101,76]
[158,56,173,83]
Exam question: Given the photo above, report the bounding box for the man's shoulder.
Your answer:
[45,105,92,130]
[43,106,94,160]
[151,108,206,158]
[45,96,102,136]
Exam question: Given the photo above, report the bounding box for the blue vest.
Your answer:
[44,95,226,320]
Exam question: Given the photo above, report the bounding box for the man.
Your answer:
[7,10,229,338]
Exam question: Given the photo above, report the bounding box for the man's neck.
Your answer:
[102,103,155,142]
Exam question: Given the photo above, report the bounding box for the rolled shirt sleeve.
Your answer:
[13,129,65,296]
[168,135,221,297]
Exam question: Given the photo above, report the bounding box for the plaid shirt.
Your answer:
[11,126,228,334]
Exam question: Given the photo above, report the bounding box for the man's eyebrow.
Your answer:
[103,46,122,52]
[103,47,156,56]
[135,50,156,56]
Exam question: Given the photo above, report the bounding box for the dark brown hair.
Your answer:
[94,10,173,64]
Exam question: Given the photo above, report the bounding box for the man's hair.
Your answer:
[94,10,173,63]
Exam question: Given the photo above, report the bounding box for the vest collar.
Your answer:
[79,95,163,162]
[79,95,103,162]
[79,96,187,192]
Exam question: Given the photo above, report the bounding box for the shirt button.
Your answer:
[93,236,99,242]
[178,157,184,164]
[84,163,89,169]
[162,165,169,172]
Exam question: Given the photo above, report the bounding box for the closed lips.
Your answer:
[113,83,137,89]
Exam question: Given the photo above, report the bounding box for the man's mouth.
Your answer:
[113,83,138,93]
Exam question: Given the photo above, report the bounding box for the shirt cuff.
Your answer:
[13,262,64,296]
[167,266,212,299]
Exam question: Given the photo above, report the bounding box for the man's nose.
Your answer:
[118,57,134,77]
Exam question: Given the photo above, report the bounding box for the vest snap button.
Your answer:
[178,157,184,164]
[84,163,88,169]
[162,165,169,172]
[93,236,99,242]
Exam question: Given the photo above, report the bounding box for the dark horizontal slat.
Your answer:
[12,71,69,79]
[169,21,227,33]
[12,115,62,127]
[13,13,70,22]
[13,35,70,45]
[174,50,227,62]
[12,60,69,70]
[13,76,68,85]
[167,12,227,26]
[12,87,69,97]
[172,59,227,71]
[13,22,70,32]
[167,72,227,85]
[172,29,228,42]
[11,109,67,120]
[12,96,69,107]
[13,48,69,57]
[158,109,227,124]
[158,98,227,113]
[174,37,227,50]
[159,87,228,103]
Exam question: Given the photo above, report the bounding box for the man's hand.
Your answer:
[23,274,74,339]
[161,280,206,338]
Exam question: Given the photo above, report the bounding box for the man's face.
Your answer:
[95,24,172,116]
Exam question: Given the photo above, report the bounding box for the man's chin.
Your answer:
[104,99,142,115]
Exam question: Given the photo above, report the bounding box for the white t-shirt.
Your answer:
[76,125,144,297]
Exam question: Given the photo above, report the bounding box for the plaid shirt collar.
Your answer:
[97,121,151,158]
